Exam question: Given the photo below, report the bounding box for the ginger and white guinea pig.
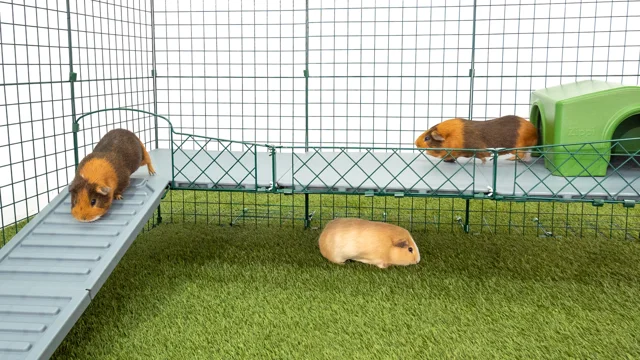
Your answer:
[414,115,538,164]
[318,218,420,269]
[69,129,155,222]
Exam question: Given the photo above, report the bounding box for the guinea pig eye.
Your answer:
[408,247,413,253]
[425,136,431,141]
[90,198,97,206]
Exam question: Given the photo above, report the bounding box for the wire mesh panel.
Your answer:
[0,0,154,243]
[153,0,307,151]
[70,0,155,158]
[307,0,474,148]
[472,0,640,119]
[1,0,640,241]
[152,0,639,237]
[0,1,72,237]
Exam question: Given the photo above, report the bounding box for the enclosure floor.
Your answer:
[146,149,640,200]
[50,225,640,359]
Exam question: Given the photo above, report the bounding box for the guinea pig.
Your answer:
[69,129,155,222]
[414,115,538,164]
[318,218,420,269]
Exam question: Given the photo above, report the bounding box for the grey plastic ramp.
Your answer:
[148,149,291,190]
[277,150,492,195]
[0,172,168,360]
[0,285,90,360]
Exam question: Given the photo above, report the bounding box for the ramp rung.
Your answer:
[63,199,144,206]
[131,179,148,187]
[32,228,120,237]
[0,305,61,315]
[53,208,137,216]
[8,253,102,261]
[0,266,91,276]
[0,340,32,352]
[43,218,130,226]
[0,322,47,333]
[21,239,111,249]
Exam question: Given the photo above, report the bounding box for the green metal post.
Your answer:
[156,204,163,225]
[464,199,471,233]
[468,0,478,120]
[492,150,499,199]
[66,0,79,169]
[270,146,277,192]
[151,0,159,149]
[304,0,311,229]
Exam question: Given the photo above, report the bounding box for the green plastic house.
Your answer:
[529,80,640,177]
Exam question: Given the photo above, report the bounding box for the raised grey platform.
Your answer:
[0,174,168,360]
[490,157,640,200]
[153,148,639,200]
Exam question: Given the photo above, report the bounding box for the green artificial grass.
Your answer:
[51,223,640,359]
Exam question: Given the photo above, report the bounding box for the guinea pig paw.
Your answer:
[115,194,123,200]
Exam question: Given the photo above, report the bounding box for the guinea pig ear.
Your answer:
[96,186,111,196]
[393,239,408,248]
[431,131,444,141]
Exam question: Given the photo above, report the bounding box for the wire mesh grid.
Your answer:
[0,0,155,242]
[1,0,640,243]
[153,0,307,151]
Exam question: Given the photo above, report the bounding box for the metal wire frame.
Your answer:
[71,108,640,205]
[149,0,639,237]
[0,0,155,244]
[2,0,640,244]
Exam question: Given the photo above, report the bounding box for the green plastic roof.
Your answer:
[533,80,628,102]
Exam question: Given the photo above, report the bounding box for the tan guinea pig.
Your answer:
[69,129,155,222]
[318,218,420,269]
[414,115,538,164]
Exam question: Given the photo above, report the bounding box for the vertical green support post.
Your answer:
[156,203,163,225]
[65,0,79,170]
[492,150,499,200]
[270,146,277,193]
[468,0,478,120]
[254,145,258,191]
[151,0,159,149]
[151,1,160,223]
[303,0,311,229]
[464,199,471,233]
[465,1,478,234]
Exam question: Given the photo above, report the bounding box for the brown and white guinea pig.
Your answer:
[414,115,538,164]
[69,129,155,222]
[318,218,420,269]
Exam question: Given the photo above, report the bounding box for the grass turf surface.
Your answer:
[50,223,640,359]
